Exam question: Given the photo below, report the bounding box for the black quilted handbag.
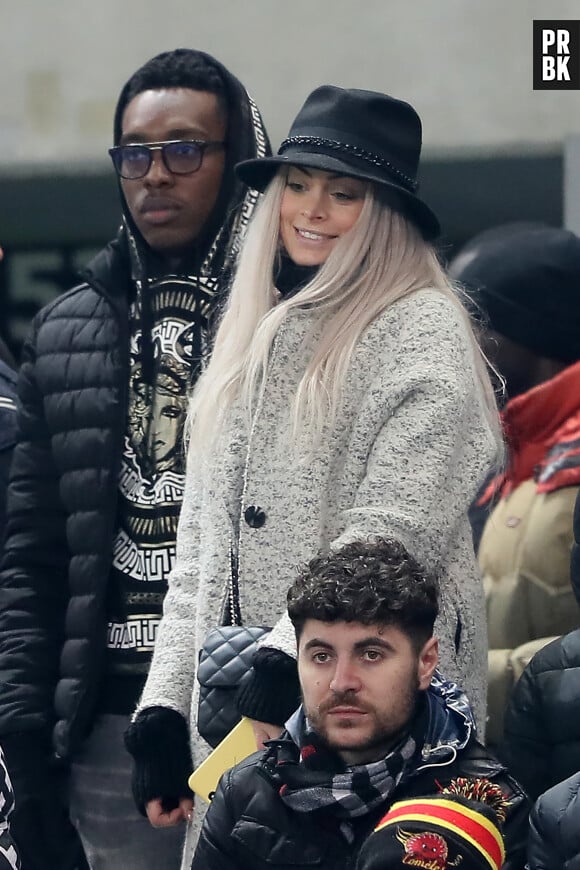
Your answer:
[197,624,270,748]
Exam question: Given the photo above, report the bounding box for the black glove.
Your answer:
[124,707,193,816]
[236,648,301,725]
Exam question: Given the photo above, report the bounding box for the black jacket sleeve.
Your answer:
[0,325,74,864]
[191,769,240,870]
[0,360,17,549]
[528,803,561,870]
[501,775,532,870]
[527,772,580,870]
[501,660,551,802]
[0,322,70,741]
[0,448,14,549]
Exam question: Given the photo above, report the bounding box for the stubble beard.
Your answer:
[307,678,421,763]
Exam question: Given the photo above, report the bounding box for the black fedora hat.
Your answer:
[236,85,440,240]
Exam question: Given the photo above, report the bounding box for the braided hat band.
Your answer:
[279,136,418,193]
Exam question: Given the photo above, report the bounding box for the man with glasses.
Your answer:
[0,49,269,870]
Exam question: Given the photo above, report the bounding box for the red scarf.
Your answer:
[479,360,580,504]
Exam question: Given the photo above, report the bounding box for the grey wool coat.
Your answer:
[138,288,498,862]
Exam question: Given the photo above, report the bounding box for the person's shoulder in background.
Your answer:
[0,354,18,546]
[528,771,580,870]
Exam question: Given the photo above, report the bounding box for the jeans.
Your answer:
[69,714,185,870]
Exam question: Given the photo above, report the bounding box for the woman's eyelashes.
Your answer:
[331,190,357,202]
[286,180,306,192]
[285,180,361,202]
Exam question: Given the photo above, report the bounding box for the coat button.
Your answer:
[244,505,266,528]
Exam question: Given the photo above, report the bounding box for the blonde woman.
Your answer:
[126,86,501,862]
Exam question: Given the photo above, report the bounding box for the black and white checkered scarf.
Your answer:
[271,704,426,833]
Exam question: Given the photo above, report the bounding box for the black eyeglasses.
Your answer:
[108,139,225,180]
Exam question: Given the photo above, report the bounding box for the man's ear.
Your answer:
[417,636,438,690]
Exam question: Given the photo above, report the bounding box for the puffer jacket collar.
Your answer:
[78,231,131,312]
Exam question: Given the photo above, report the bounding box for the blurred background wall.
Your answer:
[1,0,578,357]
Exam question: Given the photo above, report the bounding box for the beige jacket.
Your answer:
[481,481,580,745]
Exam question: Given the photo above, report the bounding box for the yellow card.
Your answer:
[188,717,259,803]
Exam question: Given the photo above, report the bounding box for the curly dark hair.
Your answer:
[287,537,439,652]
[114,48,228,144]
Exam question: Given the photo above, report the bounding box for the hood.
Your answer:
[418,670,475,765]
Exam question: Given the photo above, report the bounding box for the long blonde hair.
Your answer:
[187,171,501,455]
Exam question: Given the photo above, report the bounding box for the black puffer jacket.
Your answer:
[528,772,580,870]
[0,241,131,760]
[0,243,129,870]
[192,737,529,870]
[0,359,17,546]
[502,629,580,801]
[502,490,580,800]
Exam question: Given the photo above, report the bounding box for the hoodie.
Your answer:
[100,52,270,713]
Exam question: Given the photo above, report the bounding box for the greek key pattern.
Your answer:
[112,529,175,582]
[107,615,160,652]
[118,456,184,506]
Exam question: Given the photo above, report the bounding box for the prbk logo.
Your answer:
[533,21,580,89]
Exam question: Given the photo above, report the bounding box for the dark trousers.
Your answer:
[69,714,185,870]
[10,768,88,870]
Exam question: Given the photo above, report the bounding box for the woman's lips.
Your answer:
[294,227,336,242]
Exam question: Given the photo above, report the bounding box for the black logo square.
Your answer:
[533,20,580,89]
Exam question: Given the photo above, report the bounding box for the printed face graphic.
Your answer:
[148,382,186,470]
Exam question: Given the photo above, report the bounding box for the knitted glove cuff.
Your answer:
[236,648,301,725]
[124,706,193,815]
